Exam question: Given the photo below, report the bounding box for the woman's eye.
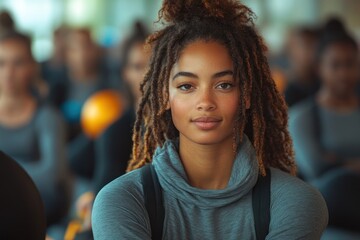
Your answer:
[217,82,233,90]
[178,84,193,91]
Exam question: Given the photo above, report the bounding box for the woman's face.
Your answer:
[123,42,150,101]
[0,39,35,95]
[169,40,240,146]
[66,31,99,73]
[319,43,358,97]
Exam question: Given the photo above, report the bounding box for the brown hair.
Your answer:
[0,31,33,60]
[127,0,296,176]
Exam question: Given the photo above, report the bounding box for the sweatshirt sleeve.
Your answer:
[289,102,336,180]
[92,169,152,240]
[266,168,328,240]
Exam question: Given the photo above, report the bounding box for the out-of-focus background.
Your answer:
[1,0,360,61]
[0,0,360,240]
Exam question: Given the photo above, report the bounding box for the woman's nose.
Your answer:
[196,89,216,111]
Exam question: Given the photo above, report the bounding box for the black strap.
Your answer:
[141,164,164,240]
[252,168,271,240]
[142,165,271,240]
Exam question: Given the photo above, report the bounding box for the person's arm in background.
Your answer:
[19,105,68,196]
[289,102,340,180]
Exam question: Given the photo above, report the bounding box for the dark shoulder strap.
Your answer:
[252,168,271,240]
[141,164,164,240]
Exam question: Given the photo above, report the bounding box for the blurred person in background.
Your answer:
[289,18,360,238]
[61,28,109,140]
[48,21,150,240]
[40,25,69,107]
[284,26,321,107]
[0,31,72,226]
[56,28,111,186]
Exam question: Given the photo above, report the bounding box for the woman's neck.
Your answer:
[0,93,36,127]
[317,87,359,112]
[179,136,236,190]
[0,93,31,112]
[70,68,98,82]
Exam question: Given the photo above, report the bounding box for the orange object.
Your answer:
[64,220,82,240]
[81,90,124,139]
[271,68,287,94]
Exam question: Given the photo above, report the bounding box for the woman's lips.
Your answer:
[191,117,222,130]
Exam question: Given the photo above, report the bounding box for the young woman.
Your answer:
[0,31,71,225]
[92,1,328,239]
[289,19,360,234]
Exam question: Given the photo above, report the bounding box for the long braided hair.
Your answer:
[127,0,296,176]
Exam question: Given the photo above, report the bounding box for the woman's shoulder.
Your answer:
[95,168,144,200]
[93,168,146,218]
[268,168,328,238]
[270,167,325,203]
[92,168,151,239]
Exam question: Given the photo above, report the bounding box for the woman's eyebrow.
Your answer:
[212,70,234,79]
[172,71,198,80]
[172,70,234,80]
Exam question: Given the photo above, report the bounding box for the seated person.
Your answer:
[289,19,360,233]
[0,31,71,226]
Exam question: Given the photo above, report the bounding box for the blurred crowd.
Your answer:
[0,7,359,240]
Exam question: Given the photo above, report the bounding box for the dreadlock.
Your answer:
[127,0,296,176]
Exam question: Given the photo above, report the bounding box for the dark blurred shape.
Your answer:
[0,10,15,33]
[316,17,357,62]
[0,151,46,240]
[284,26,321,107]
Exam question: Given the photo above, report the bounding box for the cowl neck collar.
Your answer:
[152,135,259,208]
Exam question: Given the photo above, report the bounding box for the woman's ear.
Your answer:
[165,100,171,110]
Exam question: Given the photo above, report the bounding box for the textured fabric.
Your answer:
[92,136,328,240]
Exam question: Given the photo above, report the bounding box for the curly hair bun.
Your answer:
[159,0,255,26]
